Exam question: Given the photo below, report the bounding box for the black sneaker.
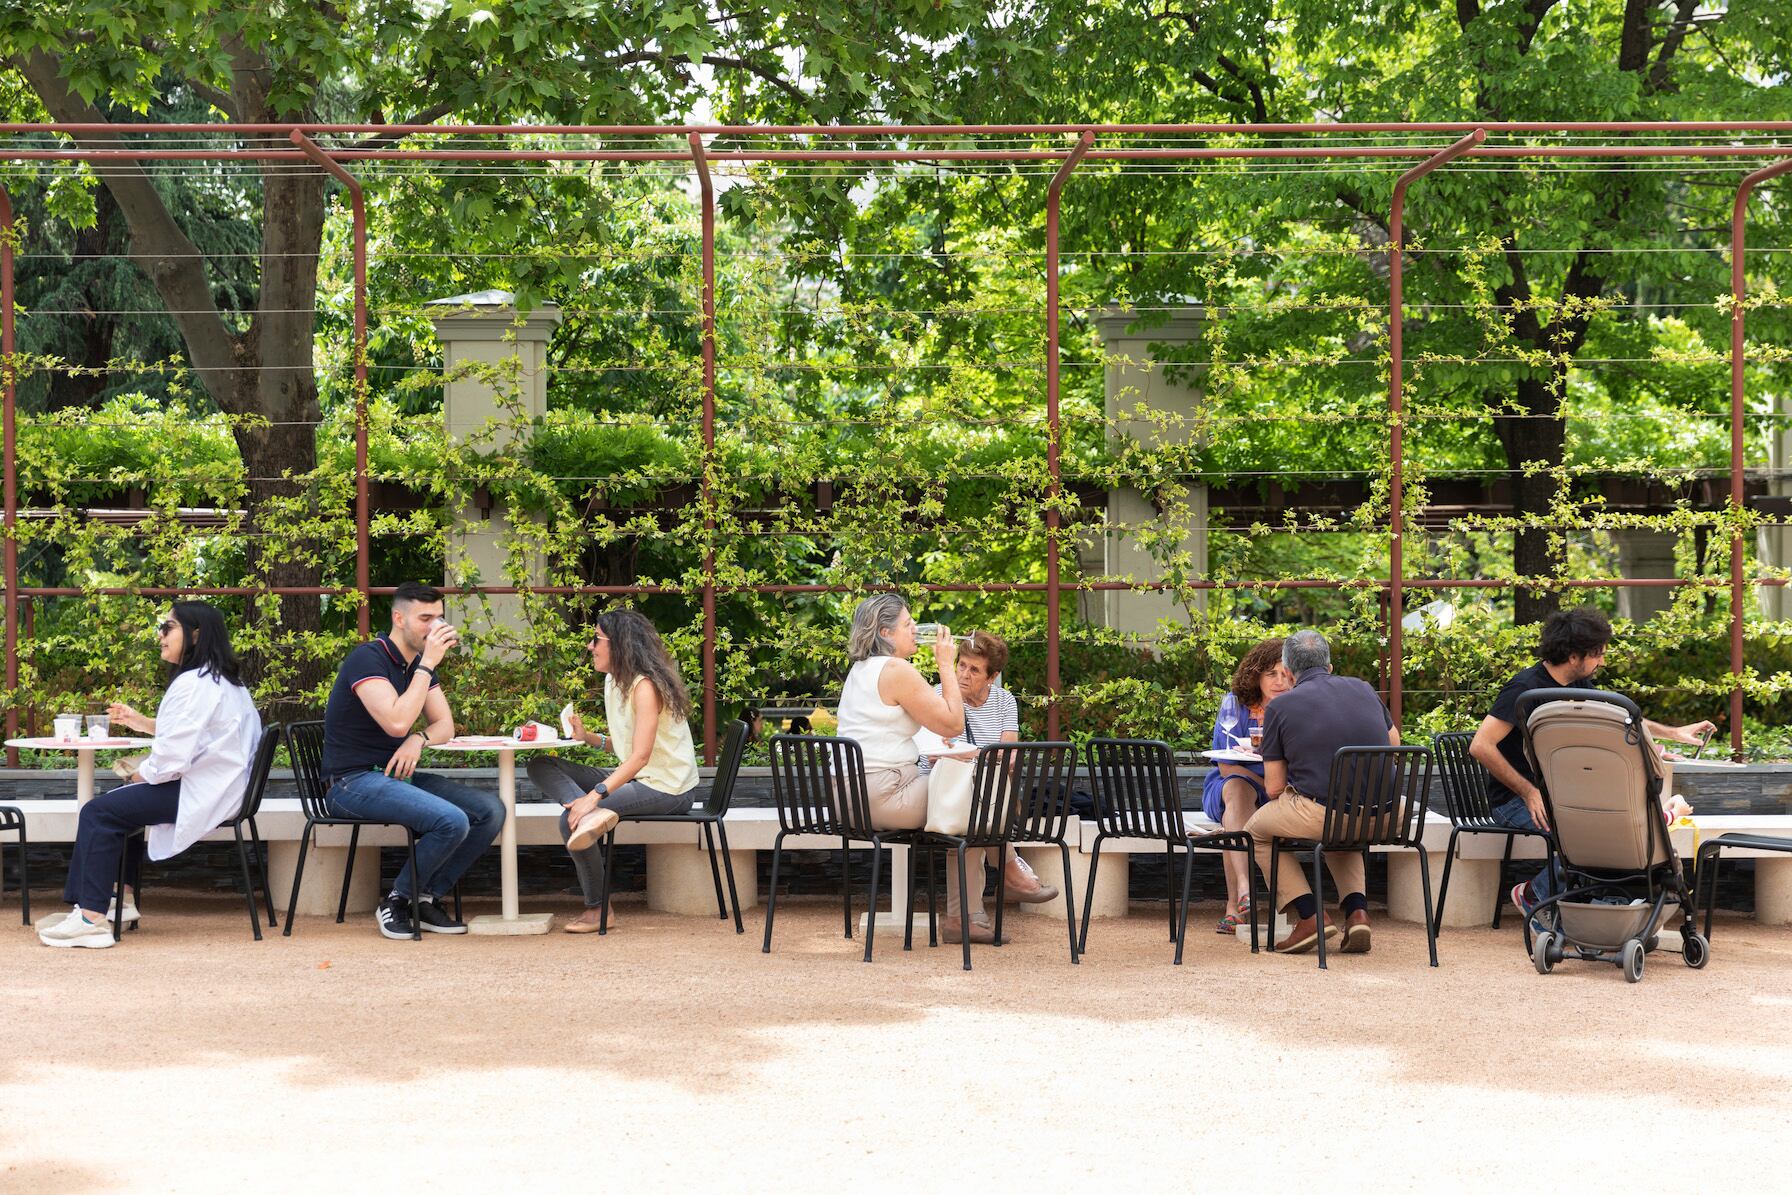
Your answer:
[414,896,467,935]
[376,895,417,940]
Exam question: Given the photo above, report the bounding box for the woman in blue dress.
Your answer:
[1202,638,1293,934]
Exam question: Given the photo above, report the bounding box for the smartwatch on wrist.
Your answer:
[415,664,437,682]
[593,783,610,800]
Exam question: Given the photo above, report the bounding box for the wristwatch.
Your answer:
[593,783,610,800]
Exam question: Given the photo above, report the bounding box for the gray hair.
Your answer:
[1283,629,1331,674]
[846,594,909,662]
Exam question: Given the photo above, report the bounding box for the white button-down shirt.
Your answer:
[136,669,262,860]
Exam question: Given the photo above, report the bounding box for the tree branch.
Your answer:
[183,78,239,120]
[1647,0,1706,93]
[16,51,249,409]
[343,100,459,151]
[698,54,808,105]
[1618,0,1654,74]
[1456,0,1480,31]
[1518,0,1563,55]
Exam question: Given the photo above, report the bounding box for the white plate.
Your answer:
[1202,748,1263,763]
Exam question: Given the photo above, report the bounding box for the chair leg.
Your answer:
[1433,828,1460,938]
[598,832,616,935]
[1268,842,1281,953]
[283,823,313,937]
[701,822,727,920]
[1174,844,1196,966]
[113,846,128,943]
[1417,846,1439,967]
[927,847,938,946]
[249,817,276,928]
[1492,834,1515,929]
[405,832,422,940]
[1701,849,1719,941]
[1245,845,1260,954]
[1058,841,1080,965]
[904,841,918,951]
[715,820,743,934]
[1078,838,1105,955]
[336,824,361,924]
[233,825,263,941]
[993,849,1008,947]
[15,823,30,925]
[863,839,882,963]
[841,836,853,940]
[761,832,786,954]
[956,842,972,972]
[453,884,462,922]
[1312,845,1328,971]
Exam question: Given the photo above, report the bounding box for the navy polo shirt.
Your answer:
[1259,667,1394,804]
[321,634,441,777]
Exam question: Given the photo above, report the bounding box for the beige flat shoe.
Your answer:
[566,807,620,852]
[562,915,606,934]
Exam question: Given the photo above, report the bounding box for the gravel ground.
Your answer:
[3,892,1790,1193]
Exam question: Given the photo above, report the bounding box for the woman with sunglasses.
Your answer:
[38,601,261,948]
[526,608,698,933]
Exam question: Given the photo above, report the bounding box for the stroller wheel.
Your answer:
[1532,931,1557,975]
[1621,939,1645,983]
[1683,932,1709,970]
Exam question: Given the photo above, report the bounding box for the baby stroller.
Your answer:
[1515,688,1708,983]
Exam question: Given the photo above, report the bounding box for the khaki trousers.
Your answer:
[864,764,986,919]
[1245,789,1366,910]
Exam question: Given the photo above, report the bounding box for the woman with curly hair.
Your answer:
[1201,638,1293,935]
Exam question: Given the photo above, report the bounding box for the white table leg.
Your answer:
[469,748,551,936]
[76,750,96,805]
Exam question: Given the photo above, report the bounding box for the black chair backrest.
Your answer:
[234,722,284,822]
[1320,745,1432,848]
[1431,730,1493,826]
[970,741,1076,843]
[1086,738,1184,843]
[769,734,870,836]
[285,721,335,821]
[699,719,751,816]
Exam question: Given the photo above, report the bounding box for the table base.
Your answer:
[467,911,554,936]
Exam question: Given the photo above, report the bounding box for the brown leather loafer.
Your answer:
[1340,910,1372,953]
[1276,913,1339,954]
[940,916,996,945]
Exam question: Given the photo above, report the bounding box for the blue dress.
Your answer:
[1201,691,1269,822]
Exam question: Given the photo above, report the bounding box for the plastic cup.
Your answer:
[86,714,111,740]
[517,723,538,742]
[54,714,81,742]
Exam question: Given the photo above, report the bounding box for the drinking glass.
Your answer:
[54,714,82,742]
[86,714,111,740]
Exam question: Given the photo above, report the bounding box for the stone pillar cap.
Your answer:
[427,291,563,341]
[1093,303,1203,344]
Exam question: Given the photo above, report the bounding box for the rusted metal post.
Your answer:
[1728,157,1792,758]
[1387,129,1484,727]
[1044,132,1095,741]
[690,132,718,765]
[2,182,16,766]
[291,131,372,637]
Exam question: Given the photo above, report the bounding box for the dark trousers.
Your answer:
[63,780,182,913]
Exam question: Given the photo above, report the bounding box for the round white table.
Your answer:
[7,736,156,804]
[432,735,578,936]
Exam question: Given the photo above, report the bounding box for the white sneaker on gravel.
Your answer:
[106,898,141,924]
[39,911,116,949]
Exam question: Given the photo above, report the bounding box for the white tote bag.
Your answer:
[925,755,977,835]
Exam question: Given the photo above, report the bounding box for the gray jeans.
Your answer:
[526,756,691,907]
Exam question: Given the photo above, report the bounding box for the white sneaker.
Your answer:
[39,910,116,949]
[106,898,141,924]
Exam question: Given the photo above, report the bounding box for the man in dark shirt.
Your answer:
[1469,605,1712,917]
[1247,629,1399,954]
[322,581,503,940]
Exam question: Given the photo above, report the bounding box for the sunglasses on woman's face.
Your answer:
[156,620,179,637]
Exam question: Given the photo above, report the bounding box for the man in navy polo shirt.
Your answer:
[1247,629,1400,955]
[322,581,503,939]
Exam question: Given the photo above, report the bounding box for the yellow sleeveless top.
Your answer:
[603,674,698,795]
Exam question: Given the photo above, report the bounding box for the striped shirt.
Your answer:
[918,682,1021,771]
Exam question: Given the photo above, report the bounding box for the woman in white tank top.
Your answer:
[836,595,1046,943]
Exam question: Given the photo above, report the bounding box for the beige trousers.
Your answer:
[1245,789,1366,910]
[864,764,987,919]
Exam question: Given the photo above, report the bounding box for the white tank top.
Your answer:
[836,656,923,768]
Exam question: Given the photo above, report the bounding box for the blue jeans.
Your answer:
[1489,798,1560,904]
[327,770,504,901]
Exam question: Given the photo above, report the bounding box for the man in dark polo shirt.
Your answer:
[1246,630,1399,954]
[322,581,503,940]
[1469,605,1712,919]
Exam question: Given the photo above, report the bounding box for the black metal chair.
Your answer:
[281,720,423,941]
[1082,738,1257,961]
[1696,833,1792,942]
[1430,730,1551,935]
[0,804,28,925]
[103,726,283,942]
[762,734,914,963]
[906,741,1082,970]
[591,717,751,935]
[1266,745,1437,970]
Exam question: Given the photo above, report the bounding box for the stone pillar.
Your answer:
[1760,392,1792,620]
[1613,529,1677,622]
[1091,307,1208,639]
[645,842,759,915]
[426,291,562,644]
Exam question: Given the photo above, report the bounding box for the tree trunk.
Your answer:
[1497,374,1567,625]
